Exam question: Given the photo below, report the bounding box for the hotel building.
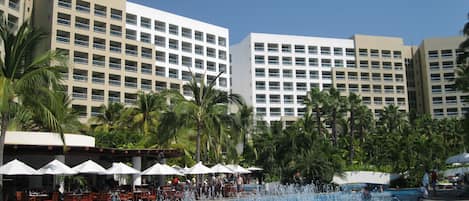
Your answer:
[412,36,469,118]
[231,33,410,124]
[32,0,230,119]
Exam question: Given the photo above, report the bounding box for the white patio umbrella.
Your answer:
[446,153,469,164]
[442,167,469,177]
[104,162,140,175]
[226,164,251,174]
[72,160,106,174]
[141,163,183,176]
[0,159,39,175]
[247,166,264,171]
[185,162,213,175]
[38,159,77,175]
[210,164,233,174]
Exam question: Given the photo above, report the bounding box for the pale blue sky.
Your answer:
[129,0,469,45]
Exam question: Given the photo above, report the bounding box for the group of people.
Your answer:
[169,174,247,199]
[421,169,438,197]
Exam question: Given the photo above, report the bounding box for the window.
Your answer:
[182,42,192,53]
[381,50,391,58]
[254,55,265,64]
[219,64,227,72]
[254,43,264,51]
[206,61,216,71]
[334,60,344,67]
[393,51,402,59]
[446,96,457,104]
[182,57,192,67]
[284,95,293,103]
[346,48,355,56]
[320,47,331,55]
[75,17,90,30]
[169,24,178,35]
[126,13,137,25]
[256,108,266,115]
[207,48,216,58]
[321,59,331,67]
[268,69,280,77]
[56,30,70,43]
[154,20,165,32]
[110,25,122,36]
[370,49,379,57]
[269,82,280,90]
[308,46,318,54]
[168,54,178,64]
[57,13,71,26]
[182,27,192,38]
[430,73,440,81]
[156,51,165,62]
[322,71,331,79]
[269,95,281,103]
[296,70,306,79]
[333,47,342,56]
[442,61,454,69]
[309,58,318,67]
[125,29,136,40]
[428,50,438,58]
[194,45,204,55]
[140,32,151,43]
[76,0,90,13]
[169,39,179,50]
[140,17,151,28]
[218,37,226,46]
[268,56,279,65]
[255,68,265,77]
[256,94,266,103]
[255,81,265,90]
[195,31,203,41]
[219,50,227,60]
[111,9,122,20]
[346,60,356,68]
[359,49,368,56]
[282,57,292,65]
[154,35,165,47]
[206,34,216,44]
[282,44,291,52]
[429,62,439,70]
[194,59,203,69]
[309,71,319,79]
[283,82,293,91]
[283,70,292,78]
[268,43,278,52]
[432,85,442,93]
[295,45,305,53]
[441,49,453,58]
[296,82,307,91]
[295,57,306,66]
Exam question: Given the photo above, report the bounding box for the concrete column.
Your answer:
[132,156,142,189]
[55,155,65,193]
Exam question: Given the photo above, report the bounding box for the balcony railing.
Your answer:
[125,65,137,72]
[109,63,121,70]
[73,74,88,82]
[94,9,106,17]
[76,5,90,13]
[57,18,70,26]
[125,82,137,88]
[110,46,121,53]
[56,36,70,43]
[75,22,90,30]
[92,77,104,84]
[94,26,106,33]
[92,60,105,67]
[109,80,121,86]
[92,95,104,101]
[72,92,87,100]
[141,84,152,90]
[58,0,71,8]
[74,39,89,47]
[125,98,136,104]
[108,97,120,103]
[93,43,105,50]
[141,68,152,75]
[73,57,88,64]
[125,49,137,56]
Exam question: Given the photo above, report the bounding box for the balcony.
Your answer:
[110,30,122,37]
[92,60,105,67]
[91,95,104,102]
[141,84,152,90]
[58,0,71,8]
[111,13,122,20]
[125,49,137,56]
[109,80,121,86]
[73,57,88,64]
[75,22,90,30]
[141,52,152,59]
[108,97,121,103]
[56,36,70,43]
[93,43,105,50]
[94,9,106,17]
[125,98,136,104]
[125,82,137,88]
[92,77,104,84]
[57,18,70,26]
[76,5,90,13]
[74,39,89,47]
[94,26,106,33]
[126,34,136,40]
[109,63,121,70]
[141,68,152,75]
[9,0,19,10]
[73,74,88,82]
[72,92,87,100]
[110,46,121,53]
[125,65,137,72]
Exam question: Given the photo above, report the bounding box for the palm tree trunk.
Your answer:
[196,122,201,162]
[0,114,8,201]
[332,110,337,146]
[316,106,321,136]
[359,125,364,145]
[349,112,355,165]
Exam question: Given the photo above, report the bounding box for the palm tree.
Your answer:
[324,88,346,146]
[304,87,326,137]
[347,93,362,165]
[455,14,469,92]
[378,105,407,134]
[0,21,65,191]
[130,91,166,136]
[231,104,254,159]
[89,102,125,132]
[179,72,242,163]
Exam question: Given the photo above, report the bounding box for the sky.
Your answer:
[129,0,469,46]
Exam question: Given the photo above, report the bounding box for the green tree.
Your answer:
[129,91,166,136]
[324,88,347,146]
[304,87,326,138]
[178,73,242,163]
[89,102,125,132]
[0,21,65,193]
[455,14,469,92]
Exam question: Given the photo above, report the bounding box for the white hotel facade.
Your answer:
[231,33,356,123]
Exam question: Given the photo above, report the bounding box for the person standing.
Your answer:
[431,170,438,195]
[422,170,430,197]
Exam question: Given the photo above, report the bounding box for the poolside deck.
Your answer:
[423,189,469,201]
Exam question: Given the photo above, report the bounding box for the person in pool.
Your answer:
[361,186,372,201]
